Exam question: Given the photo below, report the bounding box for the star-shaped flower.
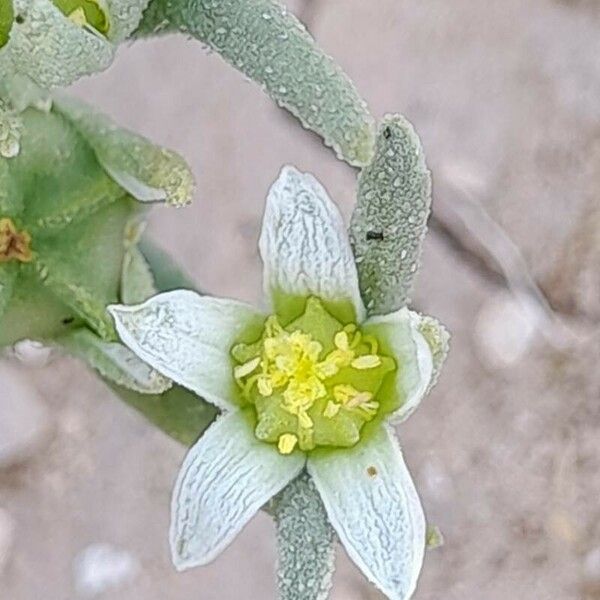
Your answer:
[109,166,447,600]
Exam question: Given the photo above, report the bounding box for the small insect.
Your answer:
[62,317,75,325]
[366,231,384,241]
[382,127,392,139]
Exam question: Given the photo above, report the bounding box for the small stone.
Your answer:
[73,543,140,597]
[473,291,538,369]
[12,340,54,368]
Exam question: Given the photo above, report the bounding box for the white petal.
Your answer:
[308,427,426,600]
[108,290,265,412]
[171,411,305,570]
[260,166,365,321]
[363,308,433,422]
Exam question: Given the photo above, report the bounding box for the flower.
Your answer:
[108,166,447,600]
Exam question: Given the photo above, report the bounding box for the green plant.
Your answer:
[0,3,448,599]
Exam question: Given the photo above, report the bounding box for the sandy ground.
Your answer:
[2,1,600,598]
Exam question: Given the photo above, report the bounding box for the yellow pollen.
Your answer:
[231,303,393,452]
[277,433,298,455]
[0,218,32,264]
[351,355,382,370]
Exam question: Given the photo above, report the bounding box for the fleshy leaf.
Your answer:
[0,0,115,89]
[108,290,265,412]
[14,107,126,233]
[308,426,426,600]
[59,326,172,394]
[105,0,151,42]
[171,410,304,570]
[273,471,336,600]
[120,220,157,304]
[350,115,432,314]
[0,0,13,49]
[260,166,365,322]
[134,0,375,167]
[53,95,195,207]
[29,200,135,340]
[363,308,433,423]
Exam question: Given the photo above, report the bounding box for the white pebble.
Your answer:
[73,543,140,597]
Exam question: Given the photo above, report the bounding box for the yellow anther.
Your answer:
[351,355,382,370]
[257,375,273,397]
[277,433,298,455]
[297,410,313,429]
[334,331,350,351]
[0,218,32,264]
[333,384,358,405]
[346,391,374,409]
[323,401,340,418]
[333,385,377,417]
[233,356,260,380]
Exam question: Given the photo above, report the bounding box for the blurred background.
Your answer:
[2,0,600,598]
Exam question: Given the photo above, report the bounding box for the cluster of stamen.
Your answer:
[234,308,391,455]
[0,218,32,264]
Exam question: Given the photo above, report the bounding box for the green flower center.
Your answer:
[232,297,396,454]
[0,217,32,263]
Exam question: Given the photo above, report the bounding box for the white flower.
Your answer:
[108,166,446,600]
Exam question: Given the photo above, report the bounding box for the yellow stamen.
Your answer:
[233,356,260,380]
[351,355,382,370]
[323,401,340,418]
[277,433,298,455]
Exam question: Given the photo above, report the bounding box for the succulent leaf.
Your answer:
[135,0,375,167]
[54,95,195,207]
[350,115,432,314]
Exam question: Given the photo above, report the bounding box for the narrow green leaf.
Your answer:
[135,0,375,167]
[273,471,336,600]
[54,95,195,207]
[139,236,196,292]
[121,244,156,304]
[350,115,432,314]
[30,200,136,340]
[14,108,125,233]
